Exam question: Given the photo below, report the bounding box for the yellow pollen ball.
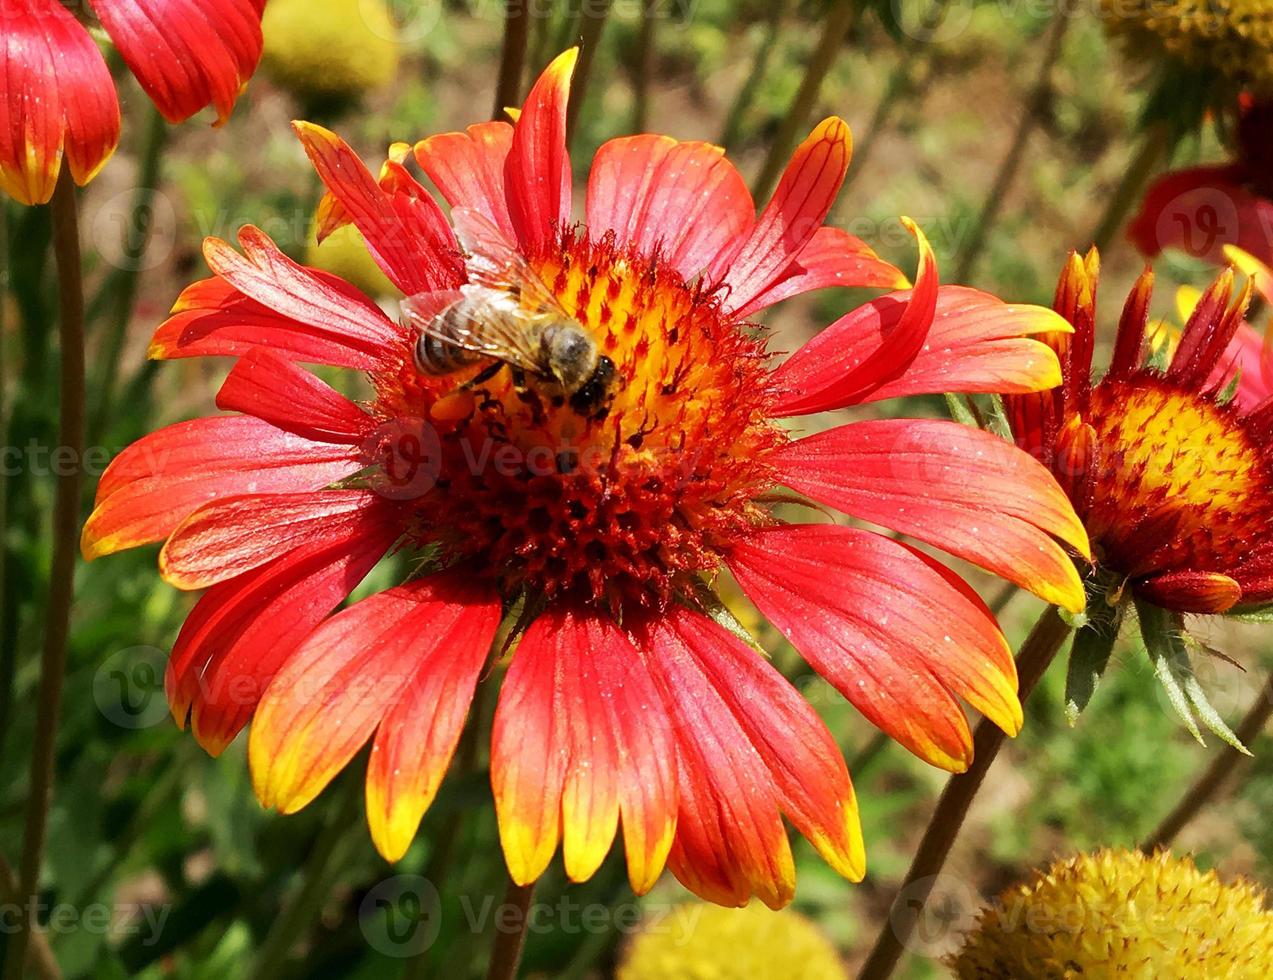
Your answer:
[1100,0,1273,95]
[950,849,1273,979]
[619,903,848,980]
[1083,377,1273,578]
[262,0,400,103]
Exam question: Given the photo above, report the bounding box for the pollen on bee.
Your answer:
[430,389,476,423]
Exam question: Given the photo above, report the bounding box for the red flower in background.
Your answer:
[0,0,265,205]
[83,50,1089,906]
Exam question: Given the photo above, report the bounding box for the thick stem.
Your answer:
[856,605,1072,980]
[1090,123,1171,253]
[750,0,856,203]
[493,0,531,121]
[630,0,657,133]
[952,13,1068,283]
[251,777,363,977]
[566,0,614,142]
[3,168,86,980]
[1140,669,1273,852]
[89,103,166,443]
[484,878,536,980]
[0,854,59,980]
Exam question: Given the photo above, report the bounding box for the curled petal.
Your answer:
[0,2,119,204]
[1137,570,1242,614]
[715,117,852,314]
[730,524,1020,771]
[166,514,399,755]
[415,121,516,239]
[505,48,576,248]
[93,0,263,125]
[773,418,1090,612]
[82,416,362,559]
[585,135,754,280]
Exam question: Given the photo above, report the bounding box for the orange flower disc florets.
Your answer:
[373,230,784,607]
[1084,375,1273,578]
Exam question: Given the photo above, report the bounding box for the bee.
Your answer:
[404,208,618,418]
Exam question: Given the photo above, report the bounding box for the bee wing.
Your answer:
[451,206,573,319]
[406,286,548,373]
[402,288,464,327]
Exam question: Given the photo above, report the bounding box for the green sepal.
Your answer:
[944,393,980,429]
[1064,599,1125,726]
[1227,602,1273,624]
[1136,600,1251,753]
[684,577,767,656]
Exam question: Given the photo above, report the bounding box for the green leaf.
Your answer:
[1137,600,1204,744]
[1064,602,1125,725]
[1227,602,1273,624]
[1182,671,1251,754]
[685,578,767,655]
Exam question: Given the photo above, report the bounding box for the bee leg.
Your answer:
[463,360,506,389]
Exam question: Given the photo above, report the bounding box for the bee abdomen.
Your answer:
[413,305,485,375]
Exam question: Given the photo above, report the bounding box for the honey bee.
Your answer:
[404,208,618,418]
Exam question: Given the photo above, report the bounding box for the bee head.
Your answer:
[546,323,599,393]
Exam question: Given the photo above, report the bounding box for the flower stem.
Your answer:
[485,877,536,980]
[1089,122,1172,253]
[251,775,363,977]
[751,0,857,203]
[1140,668,1273,853]
[0,853,58,980]
[566,0,614,142]
[856,604,1072,980]
[718,1,787,152]
[89,103,166,445]
[952,12,1068,284]
[3,167,86,980]
[630,0,657,133]
[493,0,531,121]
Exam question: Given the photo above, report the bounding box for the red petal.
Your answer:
[491,610,571,885]
[82,416,362,558]
[776,285,1069,416]
[730,524,1020,771]
[504,49,576,248]
[714,117,851,314]
[366,575,502,861]
[250,573,499,821]
[1137,570,1242,614]
[160,490,388,589]
[585,135,754,280]
[150,274,397,369]
[637,611,798,909]
[202,227,406,353]
[0,3,120,204]
[292,121,461,295]
[661,605,864,882]
[414,121,516,239]
[773,419,1090,612]
[772,220,937,416]
[1128,164,1273,268]
[93,0,263,125]
[733,226,909,317]
[215,347,372,443]
[166,514,398,755]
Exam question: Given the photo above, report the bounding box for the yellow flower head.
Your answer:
[619,903,847,980]
[1100,0,1273,95]
[950,849,1273,979]
[262,0,400,103]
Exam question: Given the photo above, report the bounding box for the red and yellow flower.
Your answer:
[1006,251,1273,732]
[0,0,265,205]
[83,51,1087,906]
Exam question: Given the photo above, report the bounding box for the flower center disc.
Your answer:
[1087,378,1273,576]
[379,231,782,606]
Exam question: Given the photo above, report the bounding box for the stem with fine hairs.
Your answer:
[493,0,531,121]
[485,877,537,980]
[1090,122,1172,252]
[630,0,657,133]
[1141,668,1273,853]
[4,167,86,980]
[952,12,1069,283]
[566,0,614,142]
[750,0,857,203]
[856,605,1073,980]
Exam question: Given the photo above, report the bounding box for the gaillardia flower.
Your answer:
[0,0,265,205]
[83,51,1087,906]
[950,849,1273,979]
[1005,251,1273,735]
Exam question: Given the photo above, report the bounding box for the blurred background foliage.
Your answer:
[1,0,1269,977]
